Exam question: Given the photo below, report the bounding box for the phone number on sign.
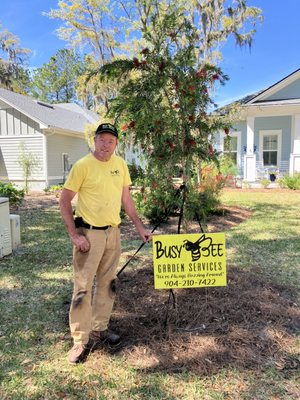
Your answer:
[163,278,216,287]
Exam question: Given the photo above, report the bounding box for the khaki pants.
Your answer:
[69,227,121,345]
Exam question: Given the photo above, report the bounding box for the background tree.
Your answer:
[0,23,31,93]
[30,49,83,103]
[45,0,120,111]
[90,0,262,230]
[76,54,122,112]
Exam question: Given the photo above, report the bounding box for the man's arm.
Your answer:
[121,186,152,242]
[59,188,90,252]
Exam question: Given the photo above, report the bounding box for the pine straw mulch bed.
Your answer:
[106,211,300,376]
[20,192,300,376]
[111,265,300,375]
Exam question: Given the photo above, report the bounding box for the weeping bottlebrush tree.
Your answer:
[88,0,262,230]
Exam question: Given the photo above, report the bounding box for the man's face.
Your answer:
[94,133,117,161]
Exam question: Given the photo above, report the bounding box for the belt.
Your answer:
[81,222,111,230]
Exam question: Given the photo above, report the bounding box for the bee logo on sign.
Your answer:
[152,233,226,289]
[183,235,212,261]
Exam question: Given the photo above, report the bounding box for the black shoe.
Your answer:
[89,329,121,347]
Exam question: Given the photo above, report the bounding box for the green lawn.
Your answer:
[0,189,299,400]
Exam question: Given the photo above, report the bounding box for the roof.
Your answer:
[0,88,99,134]
[245,68,300,105]
[245,98,300,107]
[218,68,300,113]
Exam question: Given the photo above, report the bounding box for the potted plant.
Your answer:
[268,169,278,182]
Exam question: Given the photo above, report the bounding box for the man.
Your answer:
[59,122,151,364]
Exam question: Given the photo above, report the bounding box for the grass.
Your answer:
[221,189,300,290]
[0,189,299,400]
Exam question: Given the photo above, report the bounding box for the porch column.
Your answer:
[42,134,49,188]
[290,114,300,174]
[244,117,256,181]
[246,116,255,154]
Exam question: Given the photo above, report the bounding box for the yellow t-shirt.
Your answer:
[64,153,132,227]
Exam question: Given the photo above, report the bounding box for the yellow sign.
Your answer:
[152,233,226,289]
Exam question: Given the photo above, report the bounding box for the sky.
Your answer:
[1,0,300,106]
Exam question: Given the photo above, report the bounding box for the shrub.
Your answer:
[220,155,239,178]
[132,162,224,226]
[44,184,64,197]
[128,164,145,185]
[199,164,227,192]
[184,186,221,225]
[260,178,270,188]
[132,181,181,223]
[0,182,25,207]
[278,173,300,190]
[193,164,224,220]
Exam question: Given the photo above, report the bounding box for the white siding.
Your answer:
[7,109,14,135]
[0,108,41,136]
[0,110,6,134]
[0,135,44,181]
[47,134,89,183]
[14,110,21,135]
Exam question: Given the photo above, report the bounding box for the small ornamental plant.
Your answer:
[260,178,270,189]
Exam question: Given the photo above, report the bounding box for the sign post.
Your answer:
[153,233,226,289]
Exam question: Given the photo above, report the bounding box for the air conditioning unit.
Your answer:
[0,197,12,258]
[10,214,21,250]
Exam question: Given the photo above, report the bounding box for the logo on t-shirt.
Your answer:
[110,169,120,176]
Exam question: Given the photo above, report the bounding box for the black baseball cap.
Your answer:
[95,123,118,138]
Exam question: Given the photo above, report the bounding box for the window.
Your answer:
[262,135,278,166]
[223,135,238,164]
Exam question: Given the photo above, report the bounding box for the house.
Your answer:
[0,88,99,190]
[216,68,300,182]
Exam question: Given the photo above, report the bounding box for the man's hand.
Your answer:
[70,233,90,252]
[137,227,152,243]
[59,188,90,252]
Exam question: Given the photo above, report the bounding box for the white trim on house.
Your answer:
[242,117,256,181]
[244,154,256,181]
[246,117,255,154]
[290,114,300,174]
[42,134,48,188]
[258,129,282,170]
[220,130,241,169]
[246,69,300,104]
[242,103,300,119]
[292,115,300,153]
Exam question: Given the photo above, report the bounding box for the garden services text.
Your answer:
[152,233,226,289]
